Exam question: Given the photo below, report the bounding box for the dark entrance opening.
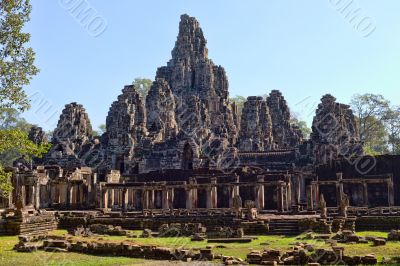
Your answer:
[217,186,230,208]
[319,185,337,207]
[240,186,255,203]
[135,190,143,210]
[173,188,186,209]
[344,183,364,207]
[154,190,162,209]
[25,185,30,206]
[368,183,389,207]
[197,189,207,208]
[182,143,193,170]
[264,186,278,210]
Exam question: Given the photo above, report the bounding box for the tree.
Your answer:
[92,124,106,137]
[229,95,246,117]
[290,114,311,139]
[293,119,311,139]
[350,94,390,154]
[132,78,152,98]
[98,124,106,134]
[385,107,400,154]
[0,0,48,197]
[0,128,50,196]
[0,108,34,166]
[0,0,39,112]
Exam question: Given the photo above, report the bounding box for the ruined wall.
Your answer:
[238,96,273,151]
[28,126,48,165]
[266,90,303,148]
[104,85,146,172]
[28,126,48,145]
[43,103,93,167]
[311,94,362,165]
[155,14,237,144]
[145,79,178,142]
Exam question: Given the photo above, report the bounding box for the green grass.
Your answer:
[1,230,400,265]
[0,231,150,266]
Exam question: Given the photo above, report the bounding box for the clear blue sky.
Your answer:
[23,0,400,131]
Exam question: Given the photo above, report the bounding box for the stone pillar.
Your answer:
[34,184,40,209]
[255,176,264,210]
[295,175,301,205]
[59,183,65,207]
[142,189,149,209]
[312,184,318,211]
[207,177,217,209]
[287,183,292,210]
[122,188,128,210]
[229,175,240,207]
[68,183,74,206]
[336,172,344,205]
[162,188,169,209]
[73,184,78,205]
[206,187,212,209]
[307,185,314,210]
[115,189,120,208]
[127,189,133,210]
[388,180,395,206]
[185,181,193,209]
[109,189,114,208]
[102,188,108,209]
[168,188,174,209]
[148,189,155,209]
[277,184,285,212]
[192,178,198,208]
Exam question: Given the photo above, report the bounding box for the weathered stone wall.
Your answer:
[44,103,93,167]
[266,90,303,148]
[103,85,146,172]
[311,94,362,165]
[154,14,237,144]
[145,79,178,142]
[238,96,273,151]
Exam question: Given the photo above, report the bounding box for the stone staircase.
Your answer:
[241,221,270,235]
[0,211,57,236]
[267,220,300,235]
[18,220,58,235]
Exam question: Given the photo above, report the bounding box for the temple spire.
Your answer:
[171,14,208,61]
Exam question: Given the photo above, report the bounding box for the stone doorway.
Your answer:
[173,188,186,209]
[197,189,207,208]
[264,186,278,210]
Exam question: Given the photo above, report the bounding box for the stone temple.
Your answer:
[1,14,400,237]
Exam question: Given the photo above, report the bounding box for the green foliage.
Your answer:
[384,107,400,154]
[350,93,400,155]
[132,78,152,98]
[98,124,106,134]
[229,95,246,117]
[0,128,50,195]
[0,0,39,112]
[291,116,311,139]
[0,129,49,158]
[350,93,390,154]
[0,0,46,197]
[92,124,106,137]
[0,165,12,197]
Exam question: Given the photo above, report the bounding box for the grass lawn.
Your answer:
[0,232,150,266]
[1,230,400,265]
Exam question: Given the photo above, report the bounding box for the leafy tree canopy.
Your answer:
[133,78,152,98]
